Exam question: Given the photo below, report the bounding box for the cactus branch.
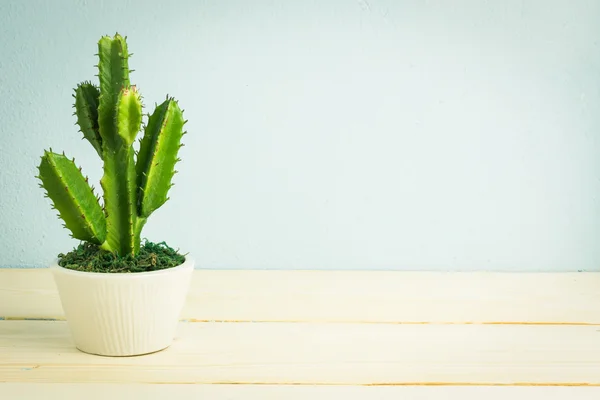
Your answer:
[136,98,185,218]
[74,82,102,158]
[116,86,142,145]
[38,151,107,245]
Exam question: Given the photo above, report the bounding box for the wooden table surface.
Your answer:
[1,269,600,399]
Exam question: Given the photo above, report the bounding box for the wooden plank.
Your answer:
[1,321,599,385]
[2,384,600,400]
[1,269,600,323]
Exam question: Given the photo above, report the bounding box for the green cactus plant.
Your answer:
[37,33,187,259]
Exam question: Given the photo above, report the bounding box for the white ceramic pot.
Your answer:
[51,257,194,356]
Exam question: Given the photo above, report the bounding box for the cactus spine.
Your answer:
[37,33,186,257]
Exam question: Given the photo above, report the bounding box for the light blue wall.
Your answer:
[1,0,600,271]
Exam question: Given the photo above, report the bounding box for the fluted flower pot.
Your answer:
[51,257,194,356]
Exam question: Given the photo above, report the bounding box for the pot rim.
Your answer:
[50,255,194,278]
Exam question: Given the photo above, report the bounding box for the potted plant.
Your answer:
[36,33,193,356]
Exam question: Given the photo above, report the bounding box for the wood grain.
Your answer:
[1,320,600,385]
[1,269,600,323]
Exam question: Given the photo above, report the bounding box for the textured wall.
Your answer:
[1,0,600,270]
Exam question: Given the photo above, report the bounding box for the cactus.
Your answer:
[37,33,186,256]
